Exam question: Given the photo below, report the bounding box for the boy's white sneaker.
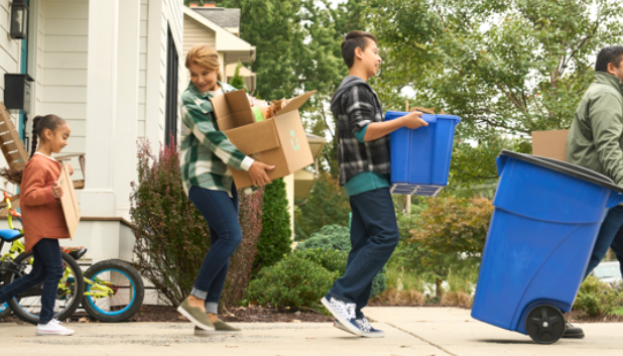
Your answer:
[36,319,74,336]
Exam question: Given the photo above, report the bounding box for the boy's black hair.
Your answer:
[341,31,377,69]
[595,46,623,72]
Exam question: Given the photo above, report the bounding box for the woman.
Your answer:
[176,44,273,335]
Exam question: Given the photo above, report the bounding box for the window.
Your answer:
[165,26,179,146]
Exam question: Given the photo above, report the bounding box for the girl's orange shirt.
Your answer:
[21,153,70,252]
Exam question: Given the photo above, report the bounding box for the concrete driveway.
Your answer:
[1,307,621,356]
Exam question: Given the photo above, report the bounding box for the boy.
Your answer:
[321,31,428,338]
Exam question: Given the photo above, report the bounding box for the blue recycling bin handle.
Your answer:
[497,152,623,208]
[387,113,438,124]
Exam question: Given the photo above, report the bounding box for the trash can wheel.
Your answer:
[525,305,566,344]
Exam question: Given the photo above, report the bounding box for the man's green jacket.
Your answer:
[566,72,623,185]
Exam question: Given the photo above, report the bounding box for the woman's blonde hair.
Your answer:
[185,44,222,81]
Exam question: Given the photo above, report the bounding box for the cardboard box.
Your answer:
[211,90,316,188]
[58,163,80,239]
[531,129,569,162]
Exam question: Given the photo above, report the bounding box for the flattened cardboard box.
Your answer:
[531,129,569,162]
[58,163,80,239]
[211,90,316,189]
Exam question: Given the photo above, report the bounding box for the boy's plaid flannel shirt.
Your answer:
[180,81,255,197]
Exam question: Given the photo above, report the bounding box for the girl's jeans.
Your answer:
[0,238,64,324]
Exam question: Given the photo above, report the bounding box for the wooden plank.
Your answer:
[58,163,80,239]
[0,103,28,171]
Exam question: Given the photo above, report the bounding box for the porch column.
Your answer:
[114,0,141,219]
[82,0,119,217]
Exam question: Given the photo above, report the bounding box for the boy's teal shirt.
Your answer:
[344,124,390,197]
[180,81,255,197]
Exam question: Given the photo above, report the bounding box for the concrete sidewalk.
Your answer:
[1,307,622,356]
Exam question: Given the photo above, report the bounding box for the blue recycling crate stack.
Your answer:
[385,111,461,196]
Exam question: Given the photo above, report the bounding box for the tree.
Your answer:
[253,178,292,275]
[370,0,623,187]
[294,173,351,240]
[229,61,247,92]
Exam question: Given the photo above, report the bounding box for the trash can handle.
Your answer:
[607,192,623,208]
[421,114,438,124]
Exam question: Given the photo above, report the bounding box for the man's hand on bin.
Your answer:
[249,162,275,187]
[401,111,429,129]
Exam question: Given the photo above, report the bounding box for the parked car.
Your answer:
[590,261,622,284]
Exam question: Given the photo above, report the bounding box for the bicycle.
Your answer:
[0,193,145,323]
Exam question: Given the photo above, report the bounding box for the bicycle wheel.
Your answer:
[82,259,144,322]
[5,251,84,325]
[0,302,10,319]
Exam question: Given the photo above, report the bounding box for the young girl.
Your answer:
[177,44,273,336]
[0,114,74,336]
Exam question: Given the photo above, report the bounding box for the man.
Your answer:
[566,45,623,338]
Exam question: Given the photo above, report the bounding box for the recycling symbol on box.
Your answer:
[290,130,300,151]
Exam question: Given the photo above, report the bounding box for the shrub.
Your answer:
[253,178,292,276]
[131,140,264,306]
[293,248,347,274]
[246,254,336,309]
[296,224,387,297]
[573,276,623,317]
[296,225,351,252]
[294,173,350,240]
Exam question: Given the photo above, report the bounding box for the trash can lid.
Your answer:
[500,150,623,193]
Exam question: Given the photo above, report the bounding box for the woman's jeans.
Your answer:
[0,238,64,324]
[188,185,241,314]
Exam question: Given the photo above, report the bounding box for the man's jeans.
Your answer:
[327,188,399,319]
[0,238,64,324]
[584,205,623,279]
[188,185,241,314]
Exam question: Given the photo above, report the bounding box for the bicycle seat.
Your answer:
[0,229,23,242]
[60,246,88,260]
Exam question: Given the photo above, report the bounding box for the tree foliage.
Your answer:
[294,173,350,240]
[371,0,623,187]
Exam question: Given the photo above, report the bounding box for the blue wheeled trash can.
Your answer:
[472,150,623,344]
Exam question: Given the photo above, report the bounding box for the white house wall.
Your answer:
[41,0,88,181]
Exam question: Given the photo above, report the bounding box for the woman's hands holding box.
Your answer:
[249,161,275,187]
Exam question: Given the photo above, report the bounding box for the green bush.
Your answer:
[294,248,347,274]
[246,255,336,309]
[296,224,387,297]
[294,173,351,241]
[573,276,623,317]
[253,178,292,275]
[296,225,351,252]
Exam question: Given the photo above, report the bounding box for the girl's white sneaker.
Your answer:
[36,319,74,336]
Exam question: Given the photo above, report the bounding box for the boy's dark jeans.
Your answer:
[0,238,64,324]
[327,187,399,319]
[188,185,241,314]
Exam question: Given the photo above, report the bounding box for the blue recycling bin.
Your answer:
[385,111,460,196]
[472,150,623,344]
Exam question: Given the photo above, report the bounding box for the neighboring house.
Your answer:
[0,0,184,264]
